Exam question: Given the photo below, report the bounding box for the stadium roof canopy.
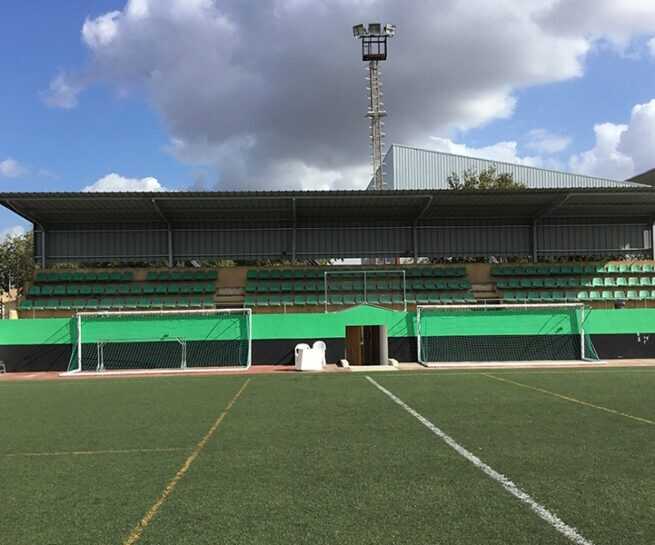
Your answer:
[3,187,655,226]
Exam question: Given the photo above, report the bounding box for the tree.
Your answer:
[447,167,526,191]
[0,231,34,294]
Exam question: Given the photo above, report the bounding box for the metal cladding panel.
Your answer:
[45,226,168,262]
[418,224,531,257]
[295,225,413,258]
[173,227,291,259]
[388,145,644,189]
[537,223,650,256]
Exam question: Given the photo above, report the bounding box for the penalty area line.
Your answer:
[122,378,251,545]
[366,376,594,545]
[482,373,655,426]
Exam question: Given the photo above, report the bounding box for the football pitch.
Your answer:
[2,368,655,545]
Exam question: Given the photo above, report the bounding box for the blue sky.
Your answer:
[2,1,655,235]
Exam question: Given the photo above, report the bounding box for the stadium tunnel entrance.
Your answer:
[345,325,389,366]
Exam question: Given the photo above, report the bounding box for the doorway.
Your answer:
[345,325,388,366]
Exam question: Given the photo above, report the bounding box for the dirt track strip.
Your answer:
[1,360,655,382]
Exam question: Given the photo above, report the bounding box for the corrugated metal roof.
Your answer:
[3,187,655,226]
[372,144,646,190]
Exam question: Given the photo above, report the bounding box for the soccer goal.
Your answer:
[66,308,251,374]
[416,303,599,365]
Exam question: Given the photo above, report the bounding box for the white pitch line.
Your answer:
[366,376,594,545]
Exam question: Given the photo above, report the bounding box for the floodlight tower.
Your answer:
[353,23,395,190]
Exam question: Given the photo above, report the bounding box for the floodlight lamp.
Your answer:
[368,22,382,35]
[383,24,396,37]
[353,24,366,38]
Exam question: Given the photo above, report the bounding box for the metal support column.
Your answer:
[167,226,174,268]
[291,197,297,263]
[532,220,538,263]
[39,226,46,268]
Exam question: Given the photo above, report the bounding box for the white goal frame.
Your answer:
[323,269,407,312]
[68,307,252,374]
[416,303,594,366]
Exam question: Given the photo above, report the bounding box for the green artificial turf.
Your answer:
[1,369,654,544]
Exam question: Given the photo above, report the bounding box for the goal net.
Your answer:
[417,303,599,365]
[67,308,251,373]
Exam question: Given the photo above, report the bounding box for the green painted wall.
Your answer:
[0,306,654,346]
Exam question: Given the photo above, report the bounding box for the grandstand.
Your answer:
[1,187,655,371]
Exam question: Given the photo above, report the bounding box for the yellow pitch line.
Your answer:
[122,378,251,545]
[482,373,655,426]
[3,447,188,458]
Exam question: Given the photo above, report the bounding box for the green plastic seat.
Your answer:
[92,286,104,295]
[41,285,54,296]
[415,293,429,304]
[147,271,159,281]
[379,294,393,305]
[616,277,628,287]
[577,291,589,301]
[627,290,640,300]
[367,293,381,304]
[28,286,41,296]
[617,264,629,274]
[186,297,201,308]
[642,263,654,273]
[588,291,600,302]
[19,300,33,310]
[294,295,307,306]
[603,278,616,287]
[628,277,639,286]
[244,295,256,306]
[246,270,258,280]
[167,284,181,295]
[104,285,118,296]
[640,277,652,286]
[613,290,626,300]
[638,290,650,300]
[268,295,282,306]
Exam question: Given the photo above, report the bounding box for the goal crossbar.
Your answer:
[416,303,597,365]
[68,308,252,374]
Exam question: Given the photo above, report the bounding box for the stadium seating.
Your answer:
[492,263,655,304]
[19,270,218,314]
[244,267,476,307]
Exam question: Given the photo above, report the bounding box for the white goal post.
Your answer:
[67,308,252,374]
[416,303,598,365]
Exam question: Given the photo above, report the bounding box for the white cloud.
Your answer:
[525,129,571,154]
[82,173,168,192]
[617,99,655,174]
[429,137,544,167]
[0,158,27,178]
[570,98,655,179]
[569,123,633,179]
[42,72,83,109]
[0,225,26,240]
[46,0,655,189]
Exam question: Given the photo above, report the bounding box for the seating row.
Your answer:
[19,296,215,311]
[247,267,466,281]
[28,283,215,297]
[245,279,470,293]
[492,263,655,276]
[497,277,655,289]
[146,270,217,281]
[35,271,133,283]
[245,292,476,306]
[503,290,655,302]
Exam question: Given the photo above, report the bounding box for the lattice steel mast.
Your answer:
[353,23,395,190]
